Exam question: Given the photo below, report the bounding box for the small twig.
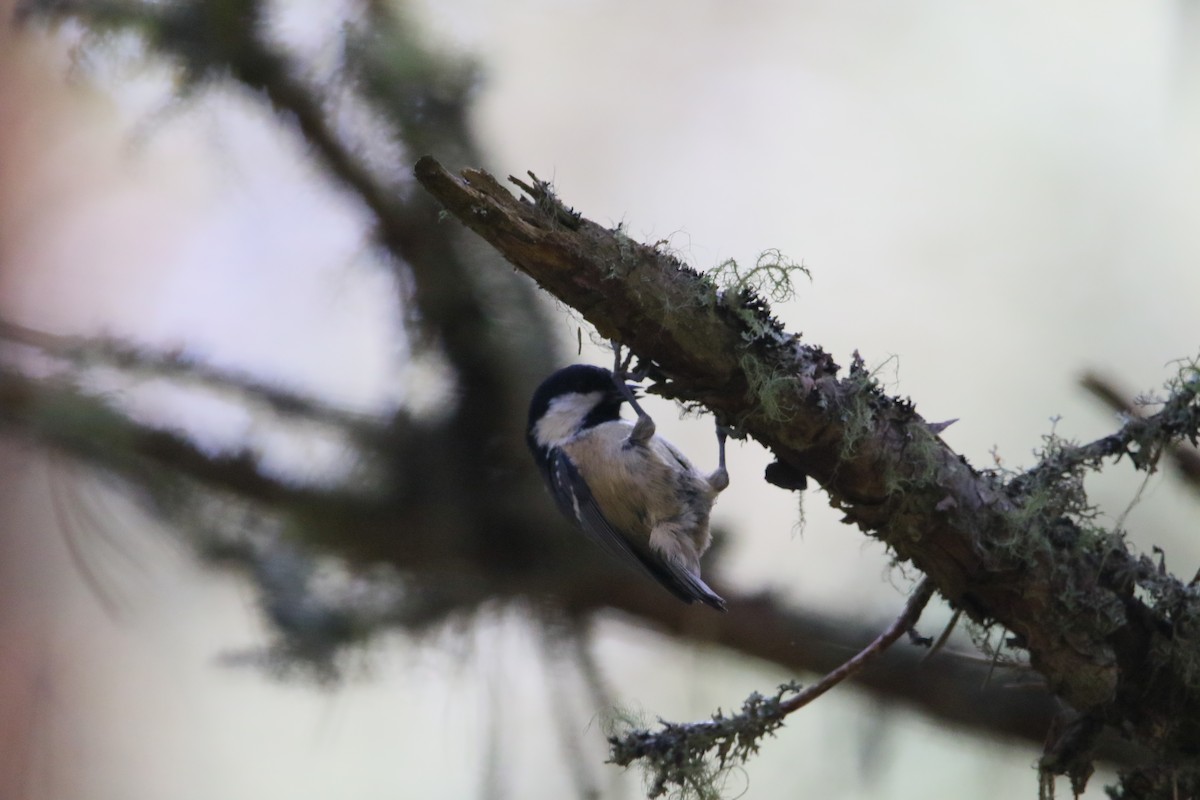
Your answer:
[983,629,1006,690]
[1081,370,1200,493]
[608,579,938,797]
[1012,373,1200,495]
[777,577,935,715]
[921,607,963,665]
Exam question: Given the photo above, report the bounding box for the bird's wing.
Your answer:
[548,450,727,611]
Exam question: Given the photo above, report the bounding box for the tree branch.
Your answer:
[607,579,937,798]
[1081,370,1200,493]
[414,158,1200,779]
[0,318,380,437]
[775,578,936,715]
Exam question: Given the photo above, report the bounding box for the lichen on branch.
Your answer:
[414,157,1200,792]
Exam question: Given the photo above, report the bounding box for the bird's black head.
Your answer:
[526,364,630,460]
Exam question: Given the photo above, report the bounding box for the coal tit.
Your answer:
[526,363,729,610]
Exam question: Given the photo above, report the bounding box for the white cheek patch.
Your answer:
[533,391,604,447]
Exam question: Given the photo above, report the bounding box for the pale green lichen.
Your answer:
[709,249,809,304]
[608,683,801,800]
[739,352,802,423]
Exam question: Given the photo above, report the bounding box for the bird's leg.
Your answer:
[611,342,655,444]
[708,424,731,493]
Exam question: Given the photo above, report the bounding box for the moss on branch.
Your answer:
[415,157,1200,788]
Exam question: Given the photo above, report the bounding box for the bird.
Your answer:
[526,362,729,610]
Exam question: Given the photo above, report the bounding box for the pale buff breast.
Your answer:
[561,421,716,565]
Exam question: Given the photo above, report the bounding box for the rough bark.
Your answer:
[415,157,1200,783]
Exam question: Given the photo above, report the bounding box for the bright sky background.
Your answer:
[2,1,1198,798]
